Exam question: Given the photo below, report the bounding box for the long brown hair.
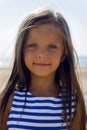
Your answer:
[0,8,86,129]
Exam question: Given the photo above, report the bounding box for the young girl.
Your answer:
[0,8,86,130]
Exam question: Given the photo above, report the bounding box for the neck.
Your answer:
[29,73,59,97]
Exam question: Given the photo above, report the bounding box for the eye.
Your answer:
[27,43,37,48]
[48,44,58,49]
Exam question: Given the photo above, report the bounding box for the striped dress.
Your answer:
[7,88,76,130]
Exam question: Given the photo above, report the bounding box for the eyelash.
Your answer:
[27,43,37,48]
[48,44,57,49]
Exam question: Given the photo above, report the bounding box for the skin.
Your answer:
[24,24,64,97]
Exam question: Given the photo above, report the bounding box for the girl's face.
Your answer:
[24,24,64,77]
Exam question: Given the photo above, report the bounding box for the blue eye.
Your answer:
[27,43,37,48]
[48,44,57,49]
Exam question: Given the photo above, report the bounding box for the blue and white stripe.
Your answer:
[7,88,76,130]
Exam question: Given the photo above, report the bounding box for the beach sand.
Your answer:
[0,66,87,111]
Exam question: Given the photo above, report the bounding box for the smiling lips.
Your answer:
[33,63,51,66]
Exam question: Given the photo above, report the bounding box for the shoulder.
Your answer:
[72,99,86,130]
[0,91,14,130]
[5,91,15,116]
[74,100,82,120]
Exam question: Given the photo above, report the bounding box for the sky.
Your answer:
[0,0,87,66]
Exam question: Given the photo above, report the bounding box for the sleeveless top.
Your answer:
[7,88,76,130]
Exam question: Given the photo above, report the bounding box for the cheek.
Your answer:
[24,50,35,59]
[24,51,34,66]
[50,51,63,71]
[49,51,63,62]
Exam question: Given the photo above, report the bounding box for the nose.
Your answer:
[37,55,47,59]
[37,49,48,59]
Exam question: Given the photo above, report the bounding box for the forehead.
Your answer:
[26,24,64,42]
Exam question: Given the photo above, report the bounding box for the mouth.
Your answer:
[33,63,51,66]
